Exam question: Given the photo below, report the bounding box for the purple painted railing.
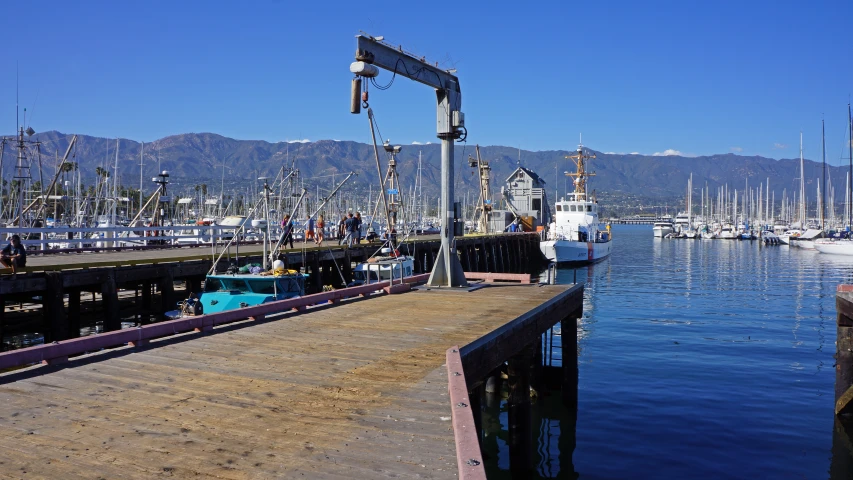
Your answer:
[446,346,487,480]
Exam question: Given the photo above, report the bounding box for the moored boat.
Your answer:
[814,238,853,255]
[540,143,612,264]
[168,261,307,318]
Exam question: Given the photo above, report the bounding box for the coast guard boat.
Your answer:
[540,144,612,264]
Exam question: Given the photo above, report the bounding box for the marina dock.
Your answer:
[0,277,582,478]
[0,233,545,346]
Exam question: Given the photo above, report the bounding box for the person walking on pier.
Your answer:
[316,215,325,246]
[1,235,27,273]
[338,215,347,240]
[341,213,355,247]
[281,215,294,249]
[354,212,363,245]
[304,216,315,244]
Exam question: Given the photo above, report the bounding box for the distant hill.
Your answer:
[5,131,843,204]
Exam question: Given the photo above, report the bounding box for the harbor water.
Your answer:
[484,224,853,479]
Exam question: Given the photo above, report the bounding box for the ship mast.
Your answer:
[565,142,596,201]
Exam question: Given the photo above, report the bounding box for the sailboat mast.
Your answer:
[821,119,826,230]
[799,133,805,226]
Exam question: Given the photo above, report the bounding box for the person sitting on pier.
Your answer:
[1,235,27,273]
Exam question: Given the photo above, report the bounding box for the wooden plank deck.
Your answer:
[0,282,575,479]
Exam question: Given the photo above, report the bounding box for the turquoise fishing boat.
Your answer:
[169,270,308,318]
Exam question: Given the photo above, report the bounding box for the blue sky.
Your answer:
[1,0,850,162]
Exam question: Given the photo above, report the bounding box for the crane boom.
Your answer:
[352,34,467,287]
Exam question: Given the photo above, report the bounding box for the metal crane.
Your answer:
[350,33,467,288]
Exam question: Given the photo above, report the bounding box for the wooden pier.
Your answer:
[0,233,546,347]
[833,286,853,477]
[0,275,582,478]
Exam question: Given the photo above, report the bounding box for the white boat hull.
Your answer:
[790,239,815,249]
[653,226,673,238]
[814,240,853,255]
[541,239,612,264]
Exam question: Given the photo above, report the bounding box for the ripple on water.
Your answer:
[485,226,846,479]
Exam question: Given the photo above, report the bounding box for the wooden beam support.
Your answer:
[507,342,533,477]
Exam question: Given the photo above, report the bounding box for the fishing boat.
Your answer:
[168,262,308,318]
[540,143,612,264]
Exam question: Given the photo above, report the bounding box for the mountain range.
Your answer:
[3,131,847,206]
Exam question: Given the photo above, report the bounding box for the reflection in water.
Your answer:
[485,226,852,478]
[482,382,578,479]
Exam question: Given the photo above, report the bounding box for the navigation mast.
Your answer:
[565,143,596,201]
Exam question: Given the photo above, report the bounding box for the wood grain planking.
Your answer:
[0,283,573,478]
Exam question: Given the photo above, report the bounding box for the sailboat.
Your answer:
[791,122,828,249]
[683,174,699,238]
[540,142,612,264]
[780,133,808,245]
[816,104,853,255]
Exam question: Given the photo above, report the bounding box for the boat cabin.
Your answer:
[349,256,414,287]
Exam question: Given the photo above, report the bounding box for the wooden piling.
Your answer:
[141,281,152,311]
[343,250,352,284]
[101,271,120,332]
[0,295,4,350]
[507,342,534,476]
[311,256,322,293]
[561,309,581,410]
[67,289,81,338]
[836,287,853,416]
[43,271,67,342]
[157,271,175,315]
[186,276,202,296]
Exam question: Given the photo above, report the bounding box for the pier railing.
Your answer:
[0,224,247,251]
[0,273,429,371]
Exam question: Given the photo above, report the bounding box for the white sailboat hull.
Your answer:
[814,240,853,255]
[541,239,612,264]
